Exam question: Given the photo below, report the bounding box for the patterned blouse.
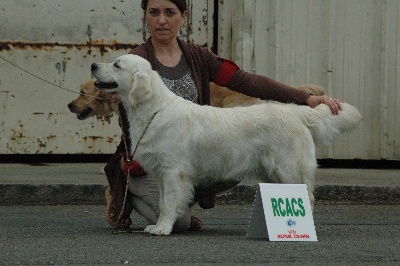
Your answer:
[157,55,198,103]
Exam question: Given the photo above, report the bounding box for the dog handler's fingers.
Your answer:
[334,98,343,111]
[306,95,341,115]
[324,97,340,115]
[326,96,344,114]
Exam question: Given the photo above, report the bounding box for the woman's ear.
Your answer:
[129,73,153,106]
[180,10,187,27]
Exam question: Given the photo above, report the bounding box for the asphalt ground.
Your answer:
[1,163,400,264]
[1,163,400,205]
[1,204,399,265]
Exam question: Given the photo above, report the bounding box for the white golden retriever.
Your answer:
[91,54,361,236]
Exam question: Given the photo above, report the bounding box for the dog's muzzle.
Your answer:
[94,80,118,90]
[76,107,93,120]
[68,103,93,120]
[91,63,118,90]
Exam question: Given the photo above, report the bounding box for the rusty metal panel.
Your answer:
[217,0,400,160]
[0,0,212,154]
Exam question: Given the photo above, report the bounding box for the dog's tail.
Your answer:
[301,102,362,147]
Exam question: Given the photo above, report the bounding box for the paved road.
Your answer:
[1,203,399,265]
[2,163,400,205]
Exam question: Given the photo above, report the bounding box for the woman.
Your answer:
[104,0,342,232]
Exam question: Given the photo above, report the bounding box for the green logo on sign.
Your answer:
[271,198,306,217]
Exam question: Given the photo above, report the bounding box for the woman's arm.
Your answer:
[212,57,342,114]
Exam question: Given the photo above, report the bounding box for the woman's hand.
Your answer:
[306,95,343,115]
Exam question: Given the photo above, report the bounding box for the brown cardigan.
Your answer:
[129,37,310,105]
[104,37,311,221]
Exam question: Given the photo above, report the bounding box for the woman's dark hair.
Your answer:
[141,0,187,14]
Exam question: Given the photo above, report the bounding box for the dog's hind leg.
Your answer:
[302,159,317,211]
[262,153,317,212]
[144,170,193,236]
[297,142,317,211]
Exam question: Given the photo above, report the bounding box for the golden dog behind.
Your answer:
[210,83,324,107]
[68,80,119,120]
[69,80,325,117]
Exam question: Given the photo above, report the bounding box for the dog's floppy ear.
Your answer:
[129,72,153,106]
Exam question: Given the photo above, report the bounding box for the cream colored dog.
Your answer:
[91,54,361,236]
[69,80,323,228]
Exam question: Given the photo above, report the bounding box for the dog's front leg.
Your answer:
[144,170,191,236]
[142,181,165,233]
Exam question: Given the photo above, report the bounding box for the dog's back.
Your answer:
[154,98,360,185]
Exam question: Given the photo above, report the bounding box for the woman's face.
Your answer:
[145,0,187,45]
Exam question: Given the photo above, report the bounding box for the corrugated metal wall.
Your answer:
[0,0,213,155]
[1,0,399,160]
[218,0,400,160]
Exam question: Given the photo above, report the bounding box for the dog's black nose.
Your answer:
[91,63,98,72]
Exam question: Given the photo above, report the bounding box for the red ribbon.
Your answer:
[120,152,147,176]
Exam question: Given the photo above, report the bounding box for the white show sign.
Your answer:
[247,183,318,241]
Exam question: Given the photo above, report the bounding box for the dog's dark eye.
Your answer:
[114,62,121,69]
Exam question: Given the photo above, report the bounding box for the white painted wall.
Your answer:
[218,0,400,160]
[1,0,399,160]
[0,0,213,155]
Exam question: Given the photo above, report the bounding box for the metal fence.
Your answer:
[1,0,399,160]
[217,0,400,160]
[0,0,213,155]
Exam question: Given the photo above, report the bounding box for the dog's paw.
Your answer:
[144,224,173,236]
[144,225,157,234]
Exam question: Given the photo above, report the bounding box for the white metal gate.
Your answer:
[1,0,399,160]
[0,0,214,155]
[217,0,400,160]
